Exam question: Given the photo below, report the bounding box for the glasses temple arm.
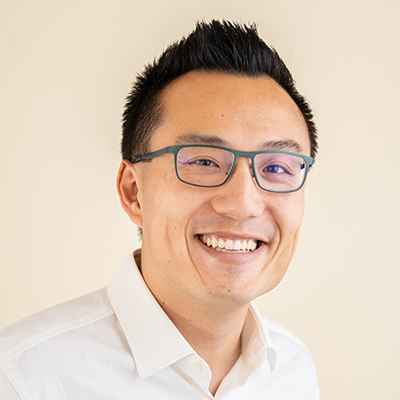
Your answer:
[132,147,171,163]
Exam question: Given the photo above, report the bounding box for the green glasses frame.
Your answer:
[133,144,314,193]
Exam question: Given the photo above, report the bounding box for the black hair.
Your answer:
[121,20,318,162]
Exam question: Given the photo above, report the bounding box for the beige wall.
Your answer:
[1,1,399,398]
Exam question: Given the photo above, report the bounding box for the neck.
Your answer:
[138,249,251,395]
[157,294,249,396]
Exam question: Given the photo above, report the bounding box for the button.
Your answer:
[189,362,202,372]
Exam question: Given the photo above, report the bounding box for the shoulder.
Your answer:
[261,316,311,352]
[0,287,114,368]
[260,316,320,397]
[261,316,318,382]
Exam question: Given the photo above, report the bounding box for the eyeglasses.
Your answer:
[133,145,314,193]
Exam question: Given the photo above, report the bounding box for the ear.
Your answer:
[116,160,143,228]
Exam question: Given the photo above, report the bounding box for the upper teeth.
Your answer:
[199,235,258,252]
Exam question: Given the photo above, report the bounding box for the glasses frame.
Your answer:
[132,144,314,193]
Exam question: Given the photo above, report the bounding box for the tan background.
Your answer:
[1,0,399,398]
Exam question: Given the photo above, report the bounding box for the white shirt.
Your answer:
[0,251,320,399]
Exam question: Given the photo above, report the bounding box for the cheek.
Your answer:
[274,192,305,240]
[259,194,305,292]
[140,170,204,238]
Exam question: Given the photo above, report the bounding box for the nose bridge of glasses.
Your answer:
[228,153,256,182]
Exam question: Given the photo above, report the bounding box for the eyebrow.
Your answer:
[175,133,304,153]
[260,140,303,153]
[175,133,228,146]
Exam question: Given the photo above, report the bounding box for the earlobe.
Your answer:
[116,160,143,227]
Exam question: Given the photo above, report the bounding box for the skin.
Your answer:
[117,71,311,395]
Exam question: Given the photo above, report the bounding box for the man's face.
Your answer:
[125,71,310,308]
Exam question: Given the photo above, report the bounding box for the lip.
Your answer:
[194,234,266,265]
[196,231,267,243]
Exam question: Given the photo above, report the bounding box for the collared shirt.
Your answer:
[0,251,320,399]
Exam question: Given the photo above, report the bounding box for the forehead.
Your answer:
[152,71,310,154]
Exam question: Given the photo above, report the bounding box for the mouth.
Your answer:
[198,234,261,253]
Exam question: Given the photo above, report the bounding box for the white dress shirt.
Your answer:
[0,251,320,399]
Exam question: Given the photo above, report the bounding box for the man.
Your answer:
[0,20,319,399]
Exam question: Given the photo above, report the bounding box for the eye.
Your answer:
[263,164,290,174]
[189,158,218,167]
[186,157,220,168]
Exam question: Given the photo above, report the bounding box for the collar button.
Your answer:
[189,362,202,372]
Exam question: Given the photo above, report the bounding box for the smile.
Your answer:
[199,234,259,253]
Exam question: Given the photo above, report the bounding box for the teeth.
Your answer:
[233,240,241,250]
[199,235,259,253]
[225,239,233,250]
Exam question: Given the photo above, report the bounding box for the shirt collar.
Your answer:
[107,251,194,379]
[108,251,277,379]
[243,303,277,373]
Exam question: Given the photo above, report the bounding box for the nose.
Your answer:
[209,157,266,220]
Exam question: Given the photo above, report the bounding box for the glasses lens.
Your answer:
[254,152,307,192]
[176,147,234,187]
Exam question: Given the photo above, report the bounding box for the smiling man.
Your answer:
[0,21,319,399]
